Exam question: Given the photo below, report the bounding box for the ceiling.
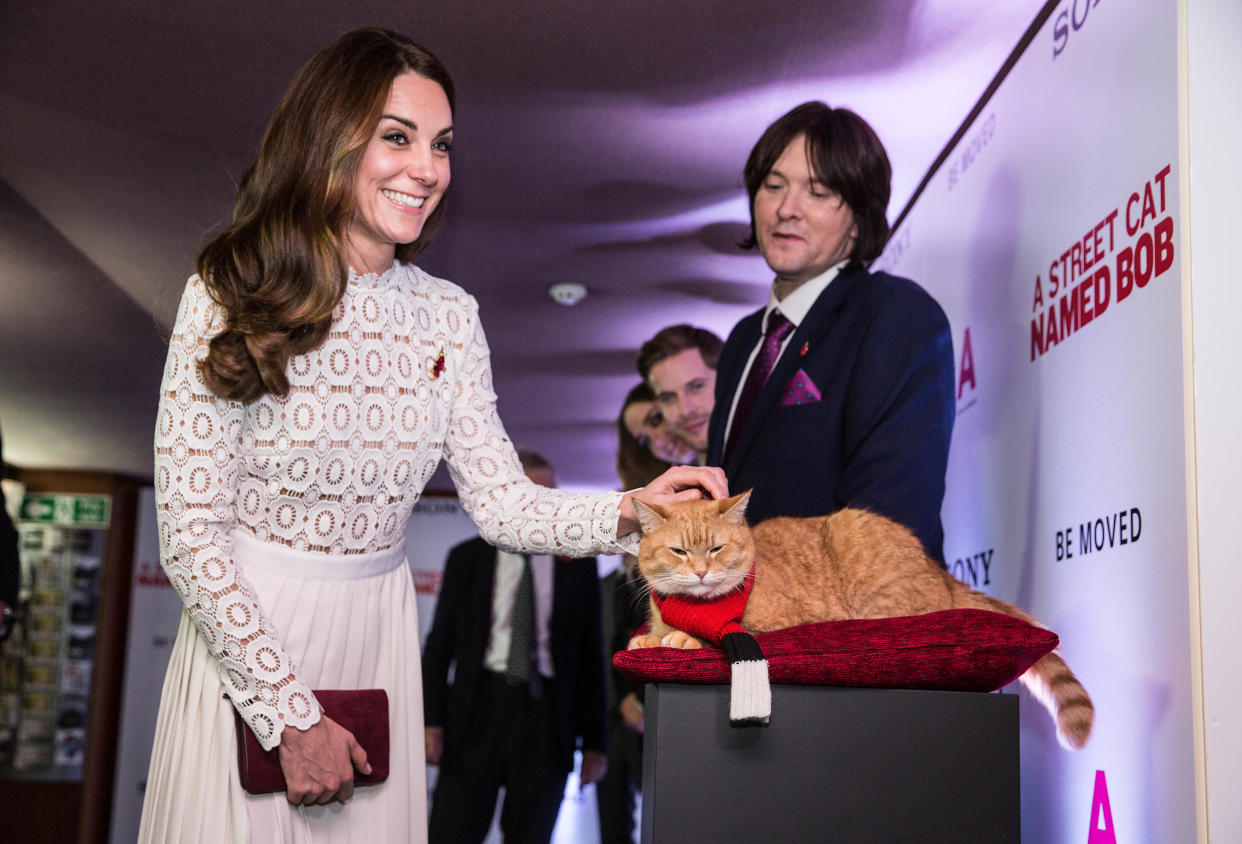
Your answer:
[0,0,1045,492]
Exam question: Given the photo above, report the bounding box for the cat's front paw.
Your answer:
[627,634,664,650]
[660,630,703,649]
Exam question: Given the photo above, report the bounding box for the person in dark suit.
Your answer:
[706,102,955,565]
[422,448,608,843]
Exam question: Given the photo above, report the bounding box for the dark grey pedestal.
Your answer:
[641,684,1019,843]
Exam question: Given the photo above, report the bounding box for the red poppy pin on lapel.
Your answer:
[800,341,809,356]
[431,348,446,379]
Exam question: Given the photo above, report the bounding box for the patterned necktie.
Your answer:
[724,309,793,463]
[505,556,542,699]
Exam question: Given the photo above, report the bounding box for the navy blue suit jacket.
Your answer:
[421,537,607,772]
[706,264,955,565]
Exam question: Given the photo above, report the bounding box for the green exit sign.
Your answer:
[20,493,111,528]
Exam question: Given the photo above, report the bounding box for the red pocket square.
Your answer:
[780,369,822,405]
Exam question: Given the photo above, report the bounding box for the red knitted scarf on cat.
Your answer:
[652,571,754,643]
[652,569,770,726]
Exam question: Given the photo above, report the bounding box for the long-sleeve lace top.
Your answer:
[154,261,629,749]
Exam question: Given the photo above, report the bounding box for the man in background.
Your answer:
[707,102,955,565]
[636,325,724,466]
[422,448,608,843]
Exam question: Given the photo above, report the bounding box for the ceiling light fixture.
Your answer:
[547,282,588,306]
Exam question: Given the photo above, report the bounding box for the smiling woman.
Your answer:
[139,26,728,844]
[346,74,454,274]
[193,30,457,406]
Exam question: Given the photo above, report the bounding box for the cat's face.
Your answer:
[633,492,755,599]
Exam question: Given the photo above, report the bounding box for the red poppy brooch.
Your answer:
[431,348,446,379]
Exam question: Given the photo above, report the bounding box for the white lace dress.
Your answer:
[138,261,630,843]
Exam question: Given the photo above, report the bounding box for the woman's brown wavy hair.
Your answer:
[196,27,457,403]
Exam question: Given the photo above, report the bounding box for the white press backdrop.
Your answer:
[875,1,1193,841]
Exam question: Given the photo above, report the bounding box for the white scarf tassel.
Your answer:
[729,658,772,725]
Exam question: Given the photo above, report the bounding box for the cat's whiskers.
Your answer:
[629,576,656,605]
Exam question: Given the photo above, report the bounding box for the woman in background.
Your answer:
[140,28,724,843]
[617,383,696,483]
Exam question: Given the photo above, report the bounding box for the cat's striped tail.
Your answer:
[971,592,1095,749]
[1018,650,1095,749]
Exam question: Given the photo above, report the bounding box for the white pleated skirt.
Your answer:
[138,531,427,843]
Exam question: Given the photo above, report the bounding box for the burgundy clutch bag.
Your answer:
[233,688,391,795]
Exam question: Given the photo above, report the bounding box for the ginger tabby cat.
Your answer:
[628,491,1094,749]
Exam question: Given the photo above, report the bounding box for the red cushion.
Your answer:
[612,608,1057,693]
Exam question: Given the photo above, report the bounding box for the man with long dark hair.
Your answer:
[707,102,955,566]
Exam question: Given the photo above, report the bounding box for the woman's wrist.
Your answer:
[616,488,642,536]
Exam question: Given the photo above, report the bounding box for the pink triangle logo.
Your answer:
[1087,769,1117,843]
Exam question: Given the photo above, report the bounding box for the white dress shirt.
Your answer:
[484,550,555,678]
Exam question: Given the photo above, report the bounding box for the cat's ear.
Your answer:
[720,490,752,525]
[632,499,667,533]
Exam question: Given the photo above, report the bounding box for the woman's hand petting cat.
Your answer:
[278,714,371,806]
[617,465,729,536]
